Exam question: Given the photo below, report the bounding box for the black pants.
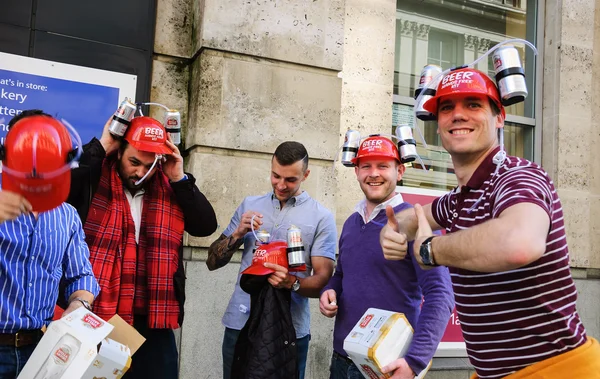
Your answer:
[123,315,179,379]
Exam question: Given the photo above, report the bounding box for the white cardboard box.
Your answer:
[343,308,431,379]
[81,314,145,379]
[18,307,145,379]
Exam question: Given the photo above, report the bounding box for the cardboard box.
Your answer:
[343,308,431,379]
[18,307,145,379]
[82,313,145,379]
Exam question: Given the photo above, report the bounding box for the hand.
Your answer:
[99,117,121,155]
[380,205,408,260]
[381,358,416,379]
[62,300,85,317]
[413,204,435,269]
[263,263,294,289]
[319,289,338,318]
[0,191,32,223]
[232,211,263,240]
[162,139,186,182]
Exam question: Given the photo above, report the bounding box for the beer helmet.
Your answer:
[123,116,172,185]
[422,67,505,119]
[351,135,400,165]
[241,241,289,276]
[1,115,82,212]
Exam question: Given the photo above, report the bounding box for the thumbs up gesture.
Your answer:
[413,203,436,269]
[380,205,408,260]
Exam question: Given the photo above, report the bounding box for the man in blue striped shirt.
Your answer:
[0,111,100,378]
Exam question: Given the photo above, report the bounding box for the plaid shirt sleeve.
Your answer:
[62,213,100,300]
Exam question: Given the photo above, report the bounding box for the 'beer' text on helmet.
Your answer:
[1,115,77,212]
[351,135,400,165]
[124,116,172,155]
[422,68,505,119]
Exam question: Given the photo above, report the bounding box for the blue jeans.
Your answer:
[0,344,36,379]
[122,316,178,379]
[329,351,362,379]
[222,327,310,379]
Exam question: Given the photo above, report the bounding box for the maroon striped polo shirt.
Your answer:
[431,147,587,378]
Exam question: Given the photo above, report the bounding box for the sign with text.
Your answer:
[396,185,467,358]
[0,52,136,147]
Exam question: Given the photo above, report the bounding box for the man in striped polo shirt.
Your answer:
[379,68,600,378]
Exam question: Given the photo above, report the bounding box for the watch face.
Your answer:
[292,279,300,291]
[420,242,432,266]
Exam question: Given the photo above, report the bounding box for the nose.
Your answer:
[136,167,149,178]
[367,167,381,177]
[452,103,468,122]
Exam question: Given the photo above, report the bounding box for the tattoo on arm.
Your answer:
[207,234,244,270]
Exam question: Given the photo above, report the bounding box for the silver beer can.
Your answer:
[108,98,136,138]
[414,64,442,121]
[286,225,305,267]
[492,45,527,106]
[164,109,181,145]
[395,125,418,163]
[341,130,361,167]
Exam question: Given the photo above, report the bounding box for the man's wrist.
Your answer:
[170,173,188,183]
[70,297,92,311]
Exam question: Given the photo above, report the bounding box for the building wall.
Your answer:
[151,0,600,378]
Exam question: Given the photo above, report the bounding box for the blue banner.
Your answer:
[0,68,119,146]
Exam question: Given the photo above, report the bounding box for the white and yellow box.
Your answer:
[81,314,145,379]
[18,307,145,379]
[343,308,431,379]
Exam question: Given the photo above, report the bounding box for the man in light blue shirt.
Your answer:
[207,141,337,379]
[0,110,100,378]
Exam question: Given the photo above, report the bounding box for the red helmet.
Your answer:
[422,68,505,118]
[351,135,400,165]
[124,116,172,155]
[1,115,77,212]
[241,241,289,276]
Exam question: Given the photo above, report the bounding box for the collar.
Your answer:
[464,146,502,190]
[355,193,404,224]
[270,190,309,209]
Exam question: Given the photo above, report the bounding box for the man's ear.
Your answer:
[397,162,406,178]
[303,168,310,181]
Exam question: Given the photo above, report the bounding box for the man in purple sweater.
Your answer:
[320,135,454,379]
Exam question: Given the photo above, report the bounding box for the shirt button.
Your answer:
[362,226,365,230]
[28,283,33,287]
[453,213,458,218]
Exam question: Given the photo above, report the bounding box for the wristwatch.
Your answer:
[72,297,92,311]
[419,236,439,266]
[291,277,301,292]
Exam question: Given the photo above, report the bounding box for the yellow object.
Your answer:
[470,337,600,379]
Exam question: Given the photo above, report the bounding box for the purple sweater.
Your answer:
[323,202,454,375]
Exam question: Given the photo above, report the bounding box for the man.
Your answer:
[380,68,600,378]
[207,141,337,379]
[68,115,218,379]
[0,110,99,377]
[319,135,454,379]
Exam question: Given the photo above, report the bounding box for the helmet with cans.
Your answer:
[1,115,80,212]
[124,116,172,155]
[241,241,289,276]
[422,68,505,119]
[351,135,400,165]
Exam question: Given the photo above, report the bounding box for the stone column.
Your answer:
[396,19,416,96]
[179,1,344,378]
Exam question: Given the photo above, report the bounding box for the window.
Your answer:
[393,0,538,191]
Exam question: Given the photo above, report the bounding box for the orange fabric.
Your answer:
[470,338,600,379]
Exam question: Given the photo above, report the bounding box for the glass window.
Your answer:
[393,0,538,191]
